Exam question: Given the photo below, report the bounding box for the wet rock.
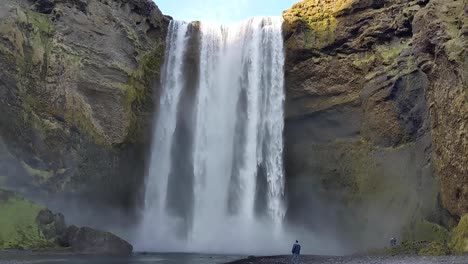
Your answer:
[63,226,133,255]
[0,0,169,221]
[37,209,67,240]
[282,0,466,252]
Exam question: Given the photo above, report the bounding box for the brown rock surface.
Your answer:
[0,0,169,211]
[412,0,468,221]
[283,0,467,251]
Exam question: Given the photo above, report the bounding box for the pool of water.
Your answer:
[0,251,243,264]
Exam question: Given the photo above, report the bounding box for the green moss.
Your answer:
[283,0,347,48]
[450,214,468,254]
[404,220,450,244]
[121,23,141,49]
[419,241,449,256]
[352,53,376,71]
[378,220,451,256]
[25,10,52,34]
[8,7,59,148]
[296,93,359,116]
[377,43,407,65]
[21,161,54,181]
[14,9,53,72]
[123,44,165,142]
[391,241,424,255]
[64,106,107,145]
[303,18,337,49]
[376,240,448,256]
[368,241,426,256]
[0,191,52,249]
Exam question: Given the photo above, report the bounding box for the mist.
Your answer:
[135,17,293,254]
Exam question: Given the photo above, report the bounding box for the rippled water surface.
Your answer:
[2,252,468,264]
[0,252,242,264]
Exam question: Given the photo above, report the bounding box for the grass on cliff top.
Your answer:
[282,0,345,49]
[0,190,51,249]
[283,0,354,24]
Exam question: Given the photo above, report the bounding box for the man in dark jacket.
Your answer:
[291,240,301,264]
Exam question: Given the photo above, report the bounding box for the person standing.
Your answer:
[390,237,397,247]
[291,240,301,264]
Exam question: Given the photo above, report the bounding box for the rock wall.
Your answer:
[0,0,465,253]
[0,0,169,214]
[283,0,466,251]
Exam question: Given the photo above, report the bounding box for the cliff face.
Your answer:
[0,0,168,211]
[283,0,467,250]
[0,0,465,253]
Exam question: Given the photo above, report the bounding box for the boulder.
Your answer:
[37,209,67,240]
[62,225,133,255]
[0,190,133,253]
[0,190,52,249]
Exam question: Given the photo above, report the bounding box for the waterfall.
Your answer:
[138,17,286,254]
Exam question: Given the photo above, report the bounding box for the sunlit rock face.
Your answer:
[0,0,168,214]
[282,0,467,252]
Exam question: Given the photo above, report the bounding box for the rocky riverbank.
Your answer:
[0,190,132,255]
[228,255,468,264]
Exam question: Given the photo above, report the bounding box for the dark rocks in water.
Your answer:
[33,203,133,255]
[61,226,133,255]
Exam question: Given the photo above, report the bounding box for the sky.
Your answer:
[153,0,298,24]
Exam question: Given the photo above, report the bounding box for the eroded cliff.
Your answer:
[0,0,466,254]
[283,0,467,251]
[0,0,168,212]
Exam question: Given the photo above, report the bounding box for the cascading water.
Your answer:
[138,17,287,254]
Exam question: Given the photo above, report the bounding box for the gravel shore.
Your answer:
[227,255,468,264]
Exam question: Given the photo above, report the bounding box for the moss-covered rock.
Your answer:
[450,214,468,254]
[0,0,169,217]
[0,190,53,249]
[283,0,465,253]
[0,189,134,253]
[403,220,450,245]
[419,241,449,256]
[412,0,468,220]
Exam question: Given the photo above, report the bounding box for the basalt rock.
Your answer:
[0,189,132,253]
[37,209,67,240]
[283,0,466,252]
[62,225,133,255]
[0,0,169,217]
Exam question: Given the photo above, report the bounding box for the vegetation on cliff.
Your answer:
[0,0,169,213]
[283,0,466,253]
[450,214,468,254]
[0,190,52,249]
[0,189,133,254]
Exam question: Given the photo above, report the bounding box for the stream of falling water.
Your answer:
[138,17,286,254]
